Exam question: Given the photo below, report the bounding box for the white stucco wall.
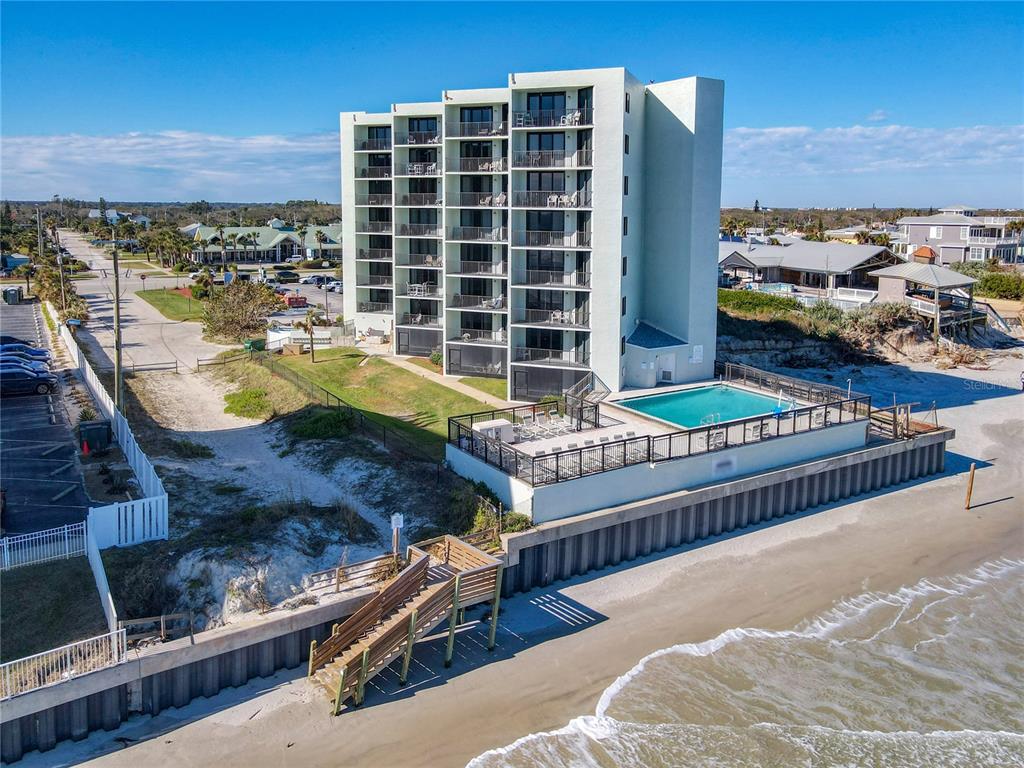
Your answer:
[445,443,535,515]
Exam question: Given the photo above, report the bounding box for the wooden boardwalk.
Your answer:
[307,535,503,714]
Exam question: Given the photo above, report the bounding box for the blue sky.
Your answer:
[2,1,1022,207]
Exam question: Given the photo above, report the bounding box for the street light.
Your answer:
[322,282,331,321]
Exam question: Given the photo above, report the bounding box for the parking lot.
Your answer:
[0,302,91,535]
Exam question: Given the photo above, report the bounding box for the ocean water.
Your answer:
[469,559,1024,767]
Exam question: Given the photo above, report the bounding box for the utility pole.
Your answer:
[35,205,44,262]
[111,227,125,412]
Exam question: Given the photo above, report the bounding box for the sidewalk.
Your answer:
[382,355,510,408]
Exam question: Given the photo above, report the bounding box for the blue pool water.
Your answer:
[620,384,786,428]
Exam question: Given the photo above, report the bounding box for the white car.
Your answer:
[286,256,303,263]
[189,271,204,280]
[298,275,326,285]
[327,281,343,293]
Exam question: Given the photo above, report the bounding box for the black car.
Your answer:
[0,368,57,395]
[276,270,301,283]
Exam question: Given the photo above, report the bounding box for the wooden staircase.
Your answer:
[307,536,503,715]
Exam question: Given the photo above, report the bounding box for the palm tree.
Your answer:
[249,230,261,262]
[295,225,308,263]
[303,307,318,363]
[225,233,238,269]
[13,264,33,295]
[216,225,227,268]
[314,229,327,262]
[197,237,209,265]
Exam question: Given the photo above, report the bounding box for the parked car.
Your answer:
[325,280,343,292]
[276,271,301,283]
[0,336,30,346]
[299,275,328,285]
[0,368,57,395]
[0,355,49,372]
[286,256,303,263]
[0,343,50,361]
[273,285,290,295]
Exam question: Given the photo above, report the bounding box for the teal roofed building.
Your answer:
[187,224,342,264]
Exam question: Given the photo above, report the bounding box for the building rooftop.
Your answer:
[718,240,892,274]
[627,322,686,349]
[869,261,978,289]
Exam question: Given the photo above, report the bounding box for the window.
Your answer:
[621,257,627,276]
[460,106,492,124]
[625,92,630,113]
[526,210,562,232]
[620,336,626,355]
[408,117,437,133]
[969,247,985,261]
[527,132,565,152]
[622,217,628,236]
[960,226,969,240]
[527,172,565,192]
[624,134,630,154]
[930,226,943,238]
[623,176,629,195]
[527,92,566,113]
[621,296,626,316]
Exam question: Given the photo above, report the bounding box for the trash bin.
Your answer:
[243,338,266,352]
[2,287,23,305]
[77,419,113,452]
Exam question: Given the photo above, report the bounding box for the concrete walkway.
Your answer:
[382,355,510,408]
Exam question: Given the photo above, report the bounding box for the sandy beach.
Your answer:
[21,355,1024,768]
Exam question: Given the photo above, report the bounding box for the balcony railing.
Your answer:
[398,313,441,327]
[395,162,441,176]
[449,157,509,173]
[396,253,442,268]
[969,235,1020,245]
[398,223,443,237]
[396,192,443,206]
[355,138,392,151]
[448,226,508,242]
[399,283,442,298]
[447,362,507,378]
[395,131,442,146]
[448,294,506,310]
[513,269,591,288]
[448,328,508,344]
[446,121,508,138]
[356,274,393,287]
[511,107,593,128]
[511,150,593,169]
[358,166,391,179]
[513,230,592,248]
[448,191,508,208]
[355,221,392,234]
[358,301,393,314]
[354,193,393,206]
[513,190,592,208]
[356,248,393,261]
[449,260,507,276]
[512,347,590,367]
[512,308,590,327]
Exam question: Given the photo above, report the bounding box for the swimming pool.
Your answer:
[619,384,787,429]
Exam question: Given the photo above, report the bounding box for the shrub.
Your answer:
[286,407,355,439]
[717,288,800,314]
[223,388,271,419]
[168,438,215,459]
[429,350,442,367]
[190,284,210,300]
[977,271,1024,300]
[78,406,97,422]
[172,261,191,273]
[805,300,844,327]
[202,281,281,341]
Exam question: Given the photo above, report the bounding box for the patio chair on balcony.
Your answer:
[547,194,559,207]
[494,192,506,205]
[745,422,765,441]
[710,430,727,450]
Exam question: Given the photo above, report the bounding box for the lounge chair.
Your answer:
[613,434,623,441]
[625,431,636,438]
[584,439,595,446]
[567,443,578,450]
[599,436,610,443]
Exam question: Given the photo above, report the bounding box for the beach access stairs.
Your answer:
[307,535,503,714]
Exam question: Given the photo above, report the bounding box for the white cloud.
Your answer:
[866,109,888,122]
[1,124,1022,208]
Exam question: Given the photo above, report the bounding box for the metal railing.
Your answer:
[511,150,593,169]
[0,522,86,571]
[395,131,441,146]
[512,230,592,248]
[396,253,442,268]
[0,630,126,700]
[398,223,443,237]
[513,269,591,288]
[449,260,507,276]
[354,138,391,151]
[355,221,392,234]
[513,347,590,367]
[448,294,506,310]
[358,301,393,313]
[448,328,507,343]
[354,193,393,206]
[511,107,593,128]
[356,274,393,287]
[449,157,509,173]
[715,361,869,405]
[448,226,508,242]
[512,189,592,208]
[356,248,393,261]
[396,192,443,206]
[398,283,442,298]
[398,313,441,327]
[512,308,590,327]
[358,166,391,178]
[395,162,440,176]
[446,120,508,137]
[448,362,507,377]
[448,192,508,208]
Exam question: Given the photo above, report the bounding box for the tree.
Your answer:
[225,233,237,268]
[753,199,760,213]
[216,225,227,268]
[249,230,261,262]
[1006,219,1024,235]
[295,225,308,262]
[202,281,280,342]
[98,197,108,223]
[314,229,327,262]
[302,308,318,363]
[13,264,33,294]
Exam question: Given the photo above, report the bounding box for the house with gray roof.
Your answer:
[717,240,900,292]
[891,205,1022,265]
[187,224,342,263]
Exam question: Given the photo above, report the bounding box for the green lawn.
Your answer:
[276,347,490,459]
[459,376,508,400]
[136,288,204,321]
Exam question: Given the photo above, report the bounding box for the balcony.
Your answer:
[512,230,592,249]
[512,347,590,368]
[358,301,393,314]
[354,193,393,206]
[969,235,1021,245]
[395,131,442,146]
[448,294,506,311]
[448,260,507,276]
[357,166,391,179]
[447,191,508,208]
[446,121,508,138]
[511,108,593,129]
[511,150,593,169]
[396,192,443,206]
[447,226,508,243]
[354,138,391,151]
[512,269,591,288]
[356,274,394,288]
[447,361,506,378]
[355,221,392,234]
[447,328,508,345]
[398,313,441,328]
[448,157,509,173]
[395,162,441,177]
[398,282,442,298]
[512,190,592,209]
[396,253,443,268]
[511,308,590,329]
[356,248,393,261]
[397,223,443,238]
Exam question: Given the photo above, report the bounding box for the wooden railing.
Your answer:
[304,554,399,595]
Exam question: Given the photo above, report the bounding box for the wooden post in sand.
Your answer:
[964,462,976,509]
[444,575,462,668]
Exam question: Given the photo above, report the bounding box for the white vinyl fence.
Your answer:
[86,521,120,633]
[0,523,86,571]
[89,497,168,549]
[0,630,126,700]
